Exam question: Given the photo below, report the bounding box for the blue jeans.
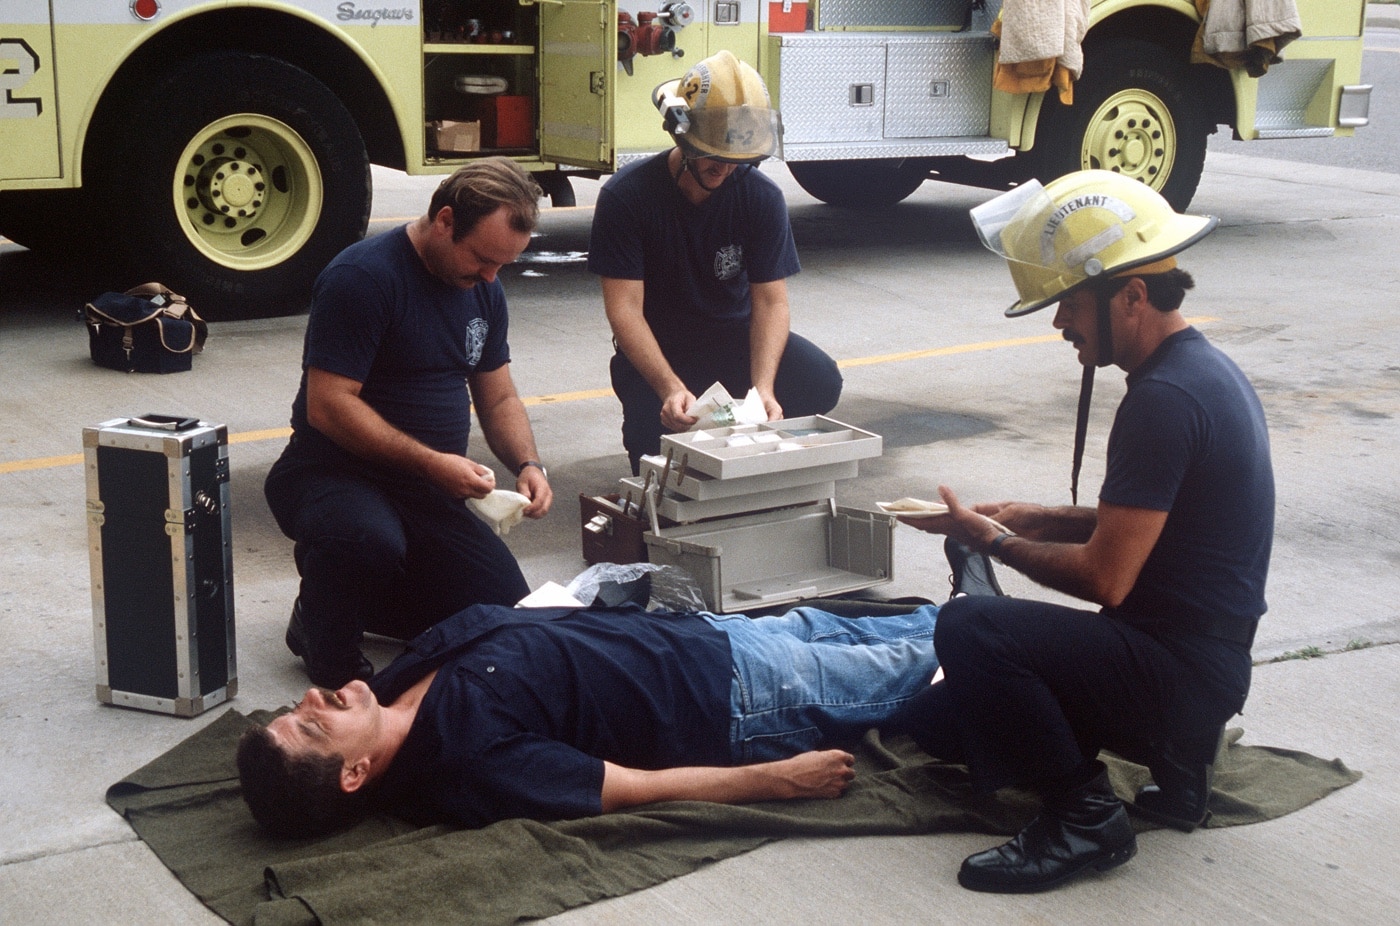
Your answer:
[701,605,940,763]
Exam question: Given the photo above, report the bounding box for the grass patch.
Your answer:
[1269,645,1326,663]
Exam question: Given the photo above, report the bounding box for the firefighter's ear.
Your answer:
[432,205,454,231]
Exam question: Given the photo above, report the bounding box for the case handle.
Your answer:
[128,413,200,431]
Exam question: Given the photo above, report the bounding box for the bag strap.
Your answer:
[124,282,208,354]
[125,282,183,303]
[85,298,163,328]
[153,316,201,354]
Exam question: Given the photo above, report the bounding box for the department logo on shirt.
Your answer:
[465,318,488,368]
[713,244,743,281]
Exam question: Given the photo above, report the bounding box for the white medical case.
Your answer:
[616,415,895,612]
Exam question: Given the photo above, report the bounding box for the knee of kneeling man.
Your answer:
[932,596,986,658]
[305,530,407,571]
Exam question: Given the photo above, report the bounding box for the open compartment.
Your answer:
[644,502,895,612]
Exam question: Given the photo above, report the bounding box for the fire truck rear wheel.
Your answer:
[1026,39,1209,212]
[100,52,370,320]
[787,159,931,208]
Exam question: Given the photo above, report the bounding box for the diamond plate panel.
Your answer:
[884,35,994,137]
[817,0,968,29]
[783,138,1009,160]
[778,36,887,143]
[1254,58,1330,132]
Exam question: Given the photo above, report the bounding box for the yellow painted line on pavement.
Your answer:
[0,318,1218,475]
[838,332,1061,367]
[524,387,614,406]
[1,452,84,473]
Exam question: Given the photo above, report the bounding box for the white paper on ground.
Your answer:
[515,581,585,608]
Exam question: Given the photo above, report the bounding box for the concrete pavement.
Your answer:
[3,28,1400,926]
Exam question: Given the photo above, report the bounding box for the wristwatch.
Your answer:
[988,532,1012,561]
[515,460,548,480]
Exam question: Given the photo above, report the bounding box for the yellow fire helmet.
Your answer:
[652,50,783,163]
[970,170,1219,317]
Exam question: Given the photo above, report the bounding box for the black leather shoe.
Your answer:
[1131,725,1226,832]
[958,763,1136,893]
[944,536,1004,599]
[285,598,374,689]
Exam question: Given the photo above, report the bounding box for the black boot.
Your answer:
[958,762,1136,893]
[1132,724,1226,832]
[285,598,374,689]
[944,536,1004,599]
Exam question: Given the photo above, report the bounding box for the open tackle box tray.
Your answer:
[619,474,838,524]
[656,415,882,480]
[581,414,895,612]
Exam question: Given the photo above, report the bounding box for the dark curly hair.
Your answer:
[236,724,378,838]
[1090,267,1196,312]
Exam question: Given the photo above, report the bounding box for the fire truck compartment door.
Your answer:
[538,0,615,171]
[1,4,61,181]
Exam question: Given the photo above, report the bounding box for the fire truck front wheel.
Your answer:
[787,159,931,208]
[99,52,370,320]
[1026,39,1209,212]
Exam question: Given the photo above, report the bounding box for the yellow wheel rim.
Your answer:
[172,114,324,271]
[1081,89,1177,192]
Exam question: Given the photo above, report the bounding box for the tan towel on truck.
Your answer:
[993,0,1091,104]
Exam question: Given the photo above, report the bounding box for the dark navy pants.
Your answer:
[887,595,1250,795]
[610,330,843,473]
[264,436,529,666]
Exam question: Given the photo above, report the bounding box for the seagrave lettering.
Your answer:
[336,3,415,27]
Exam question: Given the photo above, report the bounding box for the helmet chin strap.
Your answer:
[676,153,730,192]
[1070,292,1116,506]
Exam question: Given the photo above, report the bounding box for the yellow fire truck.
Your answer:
[0,0,1369,318]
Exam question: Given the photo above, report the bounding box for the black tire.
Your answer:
[537,170,577,208]
[97,52,370,320]
[1024,40,1209,212]
[787,158,931,208]
[0,188,94,256]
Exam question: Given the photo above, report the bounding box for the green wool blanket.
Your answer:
[107,708,1359,925]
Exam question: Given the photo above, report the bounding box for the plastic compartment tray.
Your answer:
[643,502,895,613]
[638,455,859,501]
[658,415,882,480]
[620,475,837,524]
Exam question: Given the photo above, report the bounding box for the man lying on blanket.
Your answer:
[237,600,940,837]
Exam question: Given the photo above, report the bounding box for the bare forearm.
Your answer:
[601,750,855,813]
[748,281,791,405]
[987,499,1163,607]
[475,394,540,474]
[603,278,684,398]
[906,487,1157,608]
[307,368,495,498]
[989,535,1105,603]
[1006,504,1098,543]
[310,389,445,479]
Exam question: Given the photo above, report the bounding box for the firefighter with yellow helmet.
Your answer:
[588,51,842,473]
[892,171,1276,894]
